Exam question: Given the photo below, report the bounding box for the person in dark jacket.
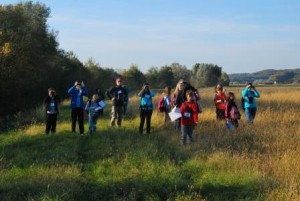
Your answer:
[44,88,60,134]
[225,92,241,129]
[106,77,128,127]
[67,80,88,135]
[95,88,105,116]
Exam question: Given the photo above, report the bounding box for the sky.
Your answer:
[2,0,300,74]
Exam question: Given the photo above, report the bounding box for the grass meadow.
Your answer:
[0,86,299,201]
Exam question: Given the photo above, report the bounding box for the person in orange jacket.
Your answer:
[214,84,226,120]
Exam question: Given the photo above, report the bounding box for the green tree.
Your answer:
[145,67,159,88]
[0,2,58,115]
[170,62,191,86]
[191,63,222,87]
[121,65,145,90]
[219,72,230,86]
[157,66,174,88]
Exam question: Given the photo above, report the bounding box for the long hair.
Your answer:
[173,82,183,97]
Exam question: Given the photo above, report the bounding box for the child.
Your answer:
[180,90,199,145]
[158,86,172,124]
[85,94,104,135]
[225,92,241,130]
[44,88,60,134]
[214,84,226,120]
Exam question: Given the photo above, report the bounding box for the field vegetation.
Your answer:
[0,86,299,200]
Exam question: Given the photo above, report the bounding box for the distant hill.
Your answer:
[229,68,300,84]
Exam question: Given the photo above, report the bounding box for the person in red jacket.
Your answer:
[180,90,199,145]
[214,84,226,120]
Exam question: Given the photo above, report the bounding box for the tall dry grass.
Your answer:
[145,86,300,200]
[0,86,299,200]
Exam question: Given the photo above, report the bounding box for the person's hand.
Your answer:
[81,81,85,87]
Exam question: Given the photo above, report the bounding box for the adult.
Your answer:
[173,81,185,131]
[106,77,128,127]
[138,82,155,134]
[181,79,202,113]
[241,82,260,123]
[214,84,226,120]
[67,80,88,134]
[43,88,60,134]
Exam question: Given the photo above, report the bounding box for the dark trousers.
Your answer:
[139,109,153,134]
[216,108,225,120]
[46,113,57,134]
[71,107,84,134]
[175,118,181,131]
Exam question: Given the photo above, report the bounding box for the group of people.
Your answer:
[43,78,260,145]
[213,82,260,129]
[43,78,129,135]
[157,81,260,144]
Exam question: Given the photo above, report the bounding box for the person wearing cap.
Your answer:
[106,77,128,127]
[241,82,260,123]
[214,84,227,120]
[43,88,60,134]
[67,80,88,134]
[138,82,155,134]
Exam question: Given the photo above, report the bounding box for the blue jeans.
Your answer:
[181,125,194,145]
[245,107,257,123]
[88,114,98,134]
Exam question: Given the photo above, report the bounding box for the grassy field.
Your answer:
[0,86,299,201]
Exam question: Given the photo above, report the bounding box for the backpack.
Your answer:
[86,100,101,116]
[230,105,241,120]
[158,96,166,112]
[241,97,245,110]
[194,90,200,101]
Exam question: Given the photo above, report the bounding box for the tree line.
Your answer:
[0,1,230,116]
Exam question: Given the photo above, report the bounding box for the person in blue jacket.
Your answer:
[241,82,260,123]
[138,82,155,134]
[68,80,88,134]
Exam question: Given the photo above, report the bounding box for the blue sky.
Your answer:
[2,0,300,73]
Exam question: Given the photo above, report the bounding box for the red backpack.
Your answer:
[230,105,241,120]
[158,96,166,112]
